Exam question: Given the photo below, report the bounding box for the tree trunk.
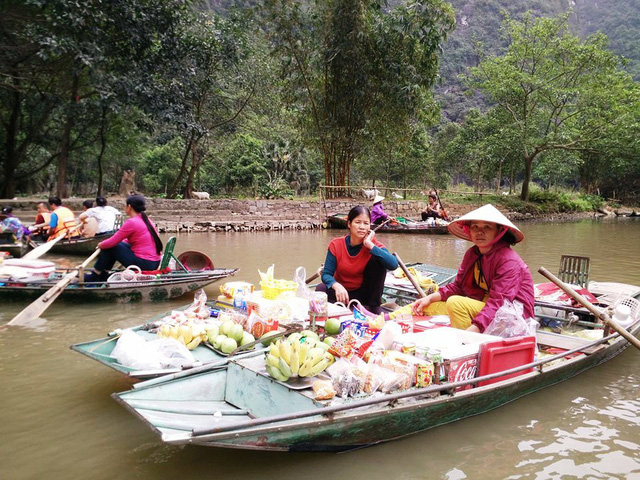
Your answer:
[56,73,79,198]
[496,157,503,193]
[96,106,108,196]
[520,155,534,201]
[184,141,200,199]
[2,84,21,198]
[168,131,195,198]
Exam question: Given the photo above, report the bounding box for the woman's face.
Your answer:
[125,203,134,217]
[347,213,371,241]
[469,221,500,249]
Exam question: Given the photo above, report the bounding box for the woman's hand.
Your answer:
[332,282,349,304]
[363,231,375,250]
[411,292,441,315]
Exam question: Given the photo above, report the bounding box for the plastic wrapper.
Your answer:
[111,331,195,370]
[312,380,336,401]
[294,266,313,300]
[327,358,367,398]
[363,364,404,394]
[484,299,539,338]
[220,281,254,299]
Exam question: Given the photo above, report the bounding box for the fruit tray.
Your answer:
[203,341,266,357]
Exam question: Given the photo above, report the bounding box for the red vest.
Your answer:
[329,236,385,291]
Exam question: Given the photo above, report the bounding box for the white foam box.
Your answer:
[399,327,502,388]
[2,258,56,283]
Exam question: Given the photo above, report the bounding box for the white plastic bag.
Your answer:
[111,330,163,370]
[112,331,195,370]
[484,299,539,338]
[294,266,312,300]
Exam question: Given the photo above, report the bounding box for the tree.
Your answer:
[467,12,638,200]
[261,0,455,196]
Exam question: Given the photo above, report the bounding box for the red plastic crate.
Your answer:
[477,336,536,387]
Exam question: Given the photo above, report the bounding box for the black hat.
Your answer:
[126,194,146,212]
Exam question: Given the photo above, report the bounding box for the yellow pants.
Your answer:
[423,296,486,330]
[388,295,486,330]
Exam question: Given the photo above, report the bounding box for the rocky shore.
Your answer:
[1,197,636,233]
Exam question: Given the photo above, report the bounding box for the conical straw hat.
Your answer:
[448,204,524,243]
[373,195,385,204]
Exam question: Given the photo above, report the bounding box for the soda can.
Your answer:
[401,342,416,356]
[415,345,430,360]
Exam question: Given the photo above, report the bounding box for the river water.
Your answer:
[1,217,639,479]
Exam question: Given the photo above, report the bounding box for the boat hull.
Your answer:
[327,214,449,234]
[113,322,639,452]
[0,269,237,303]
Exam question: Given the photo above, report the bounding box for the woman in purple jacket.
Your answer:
[412,204,535,332]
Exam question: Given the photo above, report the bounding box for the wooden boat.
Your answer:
[0,268,238,303]
[27,232,115,256]
[327,213,450,234]
[111,314,640,451]
[0,234,29,258]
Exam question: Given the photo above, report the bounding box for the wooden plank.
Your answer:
[536,330,604,355]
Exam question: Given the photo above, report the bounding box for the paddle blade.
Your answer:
[7,273,77,326]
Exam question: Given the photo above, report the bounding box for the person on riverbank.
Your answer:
[411,204,535,332]
[319,205,398,313]
[47,196,77,241]
[79,196,120,238]
[84,194,162,283]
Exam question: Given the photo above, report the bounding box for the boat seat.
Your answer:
[159,236,187,272]
[558,255,590,288]
[536,330,604,355]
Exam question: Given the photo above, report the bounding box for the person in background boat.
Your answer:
[79,200,98,237]
[319,205,398,314]
[370,195,398,226]
[411,204,535,333]
[47,196,77,241]
[79,196,121,238]
[32,203,51,241]
[84,194,162,283]
[421,193,446,221]
[1,206,28,241]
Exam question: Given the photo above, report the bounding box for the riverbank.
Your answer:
[1,197,636,233]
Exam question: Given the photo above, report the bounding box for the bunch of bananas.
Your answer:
[393,267,439,294]
[265,336,335,382]
[157,323,207,350]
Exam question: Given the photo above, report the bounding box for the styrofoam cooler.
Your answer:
[399,327,502,388]
[2,258,56,283]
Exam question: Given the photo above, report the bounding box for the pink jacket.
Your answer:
[98,215,161,261]
[439,242,535,332]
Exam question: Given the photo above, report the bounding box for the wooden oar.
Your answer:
[7,248,101,326]
[539,266,640,351]
[23,223,82,260]
[394,252,427,298]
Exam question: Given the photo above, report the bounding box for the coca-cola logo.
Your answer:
[452,359,477,382]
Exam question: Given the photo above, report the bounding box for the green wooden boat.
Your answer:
[111,318,640,451]
[327,213,450,234]
[0,268,238,303]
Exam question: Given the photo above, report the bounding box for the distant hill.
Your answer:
[437,0,640,121]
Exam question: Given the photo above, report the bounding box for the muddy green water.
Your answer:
[1,218,639,479]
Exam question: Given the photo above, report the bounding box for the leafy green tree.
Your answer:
[262,0,455,196]
[222,134,267,194]
[467,12,638,201]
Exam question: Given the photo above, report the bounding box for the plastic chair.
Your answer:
[159,236,187,271]
[558,255,590,288]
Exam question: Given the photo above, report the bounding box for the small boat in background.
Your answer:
[0,267,238,303]
[327,213,449,234]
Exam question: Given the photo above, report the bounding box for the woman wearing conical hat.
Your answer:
[412,204,535,332]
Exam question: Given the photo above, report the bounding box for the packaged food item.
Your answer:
[308,291,328,325]
[312,380,336,401]
[246,311,278,338]
[220,281,254,299]
[328,328,358,358]
[415,361,434,387]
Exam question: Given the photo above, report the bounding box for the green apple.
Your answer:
[206,325,219,342]
[300,330,320,342]
[220,319,235,336]
[260,331,280,346]
[229,323,244,343]
[324,317,342,335]
[240,332,256,349]
[220,337,238,354]
[213,334,226,350]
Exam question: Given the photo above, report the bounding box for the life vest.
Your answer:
[48,206,77,240]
